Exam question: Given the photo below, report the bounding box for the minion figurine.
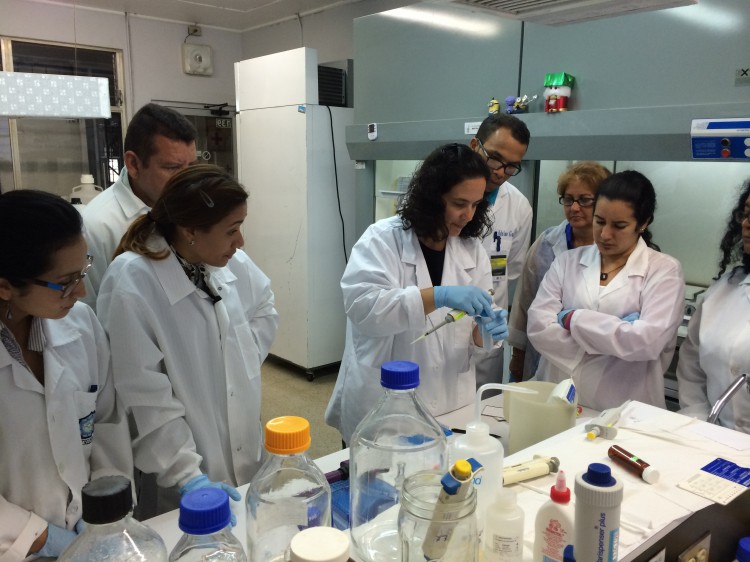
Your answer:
[487,97,500,116]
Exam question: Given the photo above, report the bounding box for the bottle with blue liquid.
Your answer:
[349,361,448,562]
[246,416,331,562]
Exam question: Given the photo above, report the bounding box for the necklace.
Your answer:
[600,263,626,281]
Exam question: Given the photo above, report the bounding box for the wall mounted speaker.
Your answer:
[182,44,213,76]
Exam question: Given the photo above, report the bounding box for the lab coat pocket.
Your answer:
[234,321,261,381]
[452,319,474,374]
[74,390,97,448]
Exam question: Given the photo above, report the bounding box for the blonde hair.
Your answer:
[556,161,612,197]
[116,164,248,260]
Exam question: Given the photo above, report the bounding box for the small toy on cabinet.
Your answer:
[488,97,500,115]
[506,94,538,114]
[544,72,575,113]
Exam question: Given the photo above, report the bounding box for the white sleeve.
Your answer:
[0,504,47,562]
[243,259,279,363]
[676,301,711,420]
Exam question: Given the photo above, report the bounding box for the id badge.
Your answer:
[491,254,507,278]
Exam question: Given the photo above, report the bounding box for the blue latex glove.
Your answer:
[480,308,509,342]
[38,523,77,557]
[180,475,241,526]
[75,518,86,534]
[434,286,493,317]
[557,308,575,329]
[621,312,640,324]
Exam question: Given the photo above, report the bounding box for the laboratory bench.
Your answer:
[144,400,750,561]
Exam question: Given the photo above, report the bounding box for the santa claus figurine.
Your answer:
[544,72,575,113]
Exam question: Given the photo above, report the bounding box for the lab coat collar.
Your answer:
[113,167,150,220]
[401,228,475,288]
[580,238,649,299]
[148,236,238,306]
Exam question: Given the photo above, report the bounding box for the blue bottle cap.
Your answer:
[582,463,617,487]
[563,544,576,562]
[737,537,750,562]
[381,361,419,389]
[178,488,231,535]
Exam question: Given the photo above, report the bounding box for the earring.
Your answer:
[4,302,11,321]
[189,240,195,246]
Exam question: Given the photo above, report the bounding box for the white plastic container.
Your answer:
[450,384,506,542]
[574,463,623,562]
[70,174,104,205]
[246,416,331,562]
[349,361,448,562]
[533,470,574,562]
[484,487,524,562]
[289,527,351,562]
[170,487,246,561]
[58,476,167,561]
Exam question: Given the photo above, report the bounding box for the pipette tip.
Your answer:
[411,334,427,344]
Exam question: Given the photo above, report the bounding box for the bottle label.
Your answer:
[541,518,570,561]
[489,533,521,554]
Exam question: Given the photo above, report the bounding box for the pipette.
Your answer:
[412,289,496,344]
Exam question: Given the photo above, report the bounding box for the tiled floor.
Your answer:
[260,355,343,460]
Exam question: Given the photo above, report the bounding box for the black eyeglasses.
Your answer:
[476,139,522,177]
[559,195,596,208]
[31,254,93,298]
[734,210,750,226]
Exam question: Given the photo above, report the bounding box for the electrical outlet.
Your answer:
[678,532,710,562]
[188,25,202,37]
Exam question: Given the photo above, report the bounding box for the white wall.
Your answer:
[240,0,410,63]
[0,0,242,118]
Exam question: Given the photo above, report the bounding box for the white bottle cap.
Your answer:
[80,174,95,184]
[290,527,350,562]
[642,465,660,484]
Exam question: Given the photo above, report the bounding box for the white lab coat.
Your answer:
[508,221,570,379]
[97,238,278,489]
[0,304,132,562]
[81,167,149,309]
[527,239,684,410]
[324,216,492,443]
[677,268,750,433]
[476,181,533,386]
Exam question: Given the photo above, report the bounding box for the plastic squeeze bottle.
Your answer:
[533,470,574,562]
[484,487,525,562]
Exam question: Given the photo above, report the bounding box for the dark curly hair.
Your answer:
[716,178,750,280]
[595,170,660,251]
[398,143,492,241]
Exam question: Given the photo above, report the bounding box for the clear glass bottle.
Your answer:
[246,416,331,562]
[349,360,448,562]
[169,487,247,561]
[58,475,167,561]
[398,468,477,562]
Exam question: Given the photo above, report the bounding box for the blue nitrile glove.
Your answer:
[621,312,640,324]
[557,308,575,330]
[38,523,77,557]
[180,475,241,526]
[434,286,493,317]
[480,308,509,342]
[75,518,86,534]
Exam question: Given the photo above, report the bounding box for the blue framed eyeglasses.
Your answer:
[31,254,93,298]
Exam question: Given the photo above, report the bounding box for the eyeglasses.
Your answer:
[559,195,596,208]
[734,210,750,225]
[476,139,522,177]
[31,254,93,298]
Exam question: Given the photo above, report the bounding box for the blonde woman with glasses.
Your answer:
[97,164,278,515]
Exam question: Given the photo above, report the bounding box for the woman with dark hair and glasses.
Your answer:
[508,161,611,382]
[677,179,750,433]
[0,190,132,559]
[325,144,509,443]
[527,170,684,410]
[97,164,278,513]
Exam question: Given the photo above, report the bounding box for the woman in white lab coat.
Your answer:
[325,144,510,443]
[508,161,611,382]
[0,191,132,560]
[97,164,278,510]
[528,170,684,410]
[677,179,750,433]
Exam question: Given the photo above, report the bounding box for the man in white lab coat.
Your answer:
[470,114,533,388]
[81,103,197,309]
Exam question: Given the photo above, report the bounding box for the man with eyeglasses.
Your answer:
[81,103,197,310]
[469,114,533,389]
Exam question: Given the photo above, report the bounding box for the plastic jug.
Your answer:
[246,416,331,562]
[170,487,247,561]
[502,381,577,454]
[70,174,104,205]
[349,360,448,562]
[58,475,167,561]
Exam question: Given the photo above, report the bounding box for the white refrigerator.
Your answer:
[235,48,355,376]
